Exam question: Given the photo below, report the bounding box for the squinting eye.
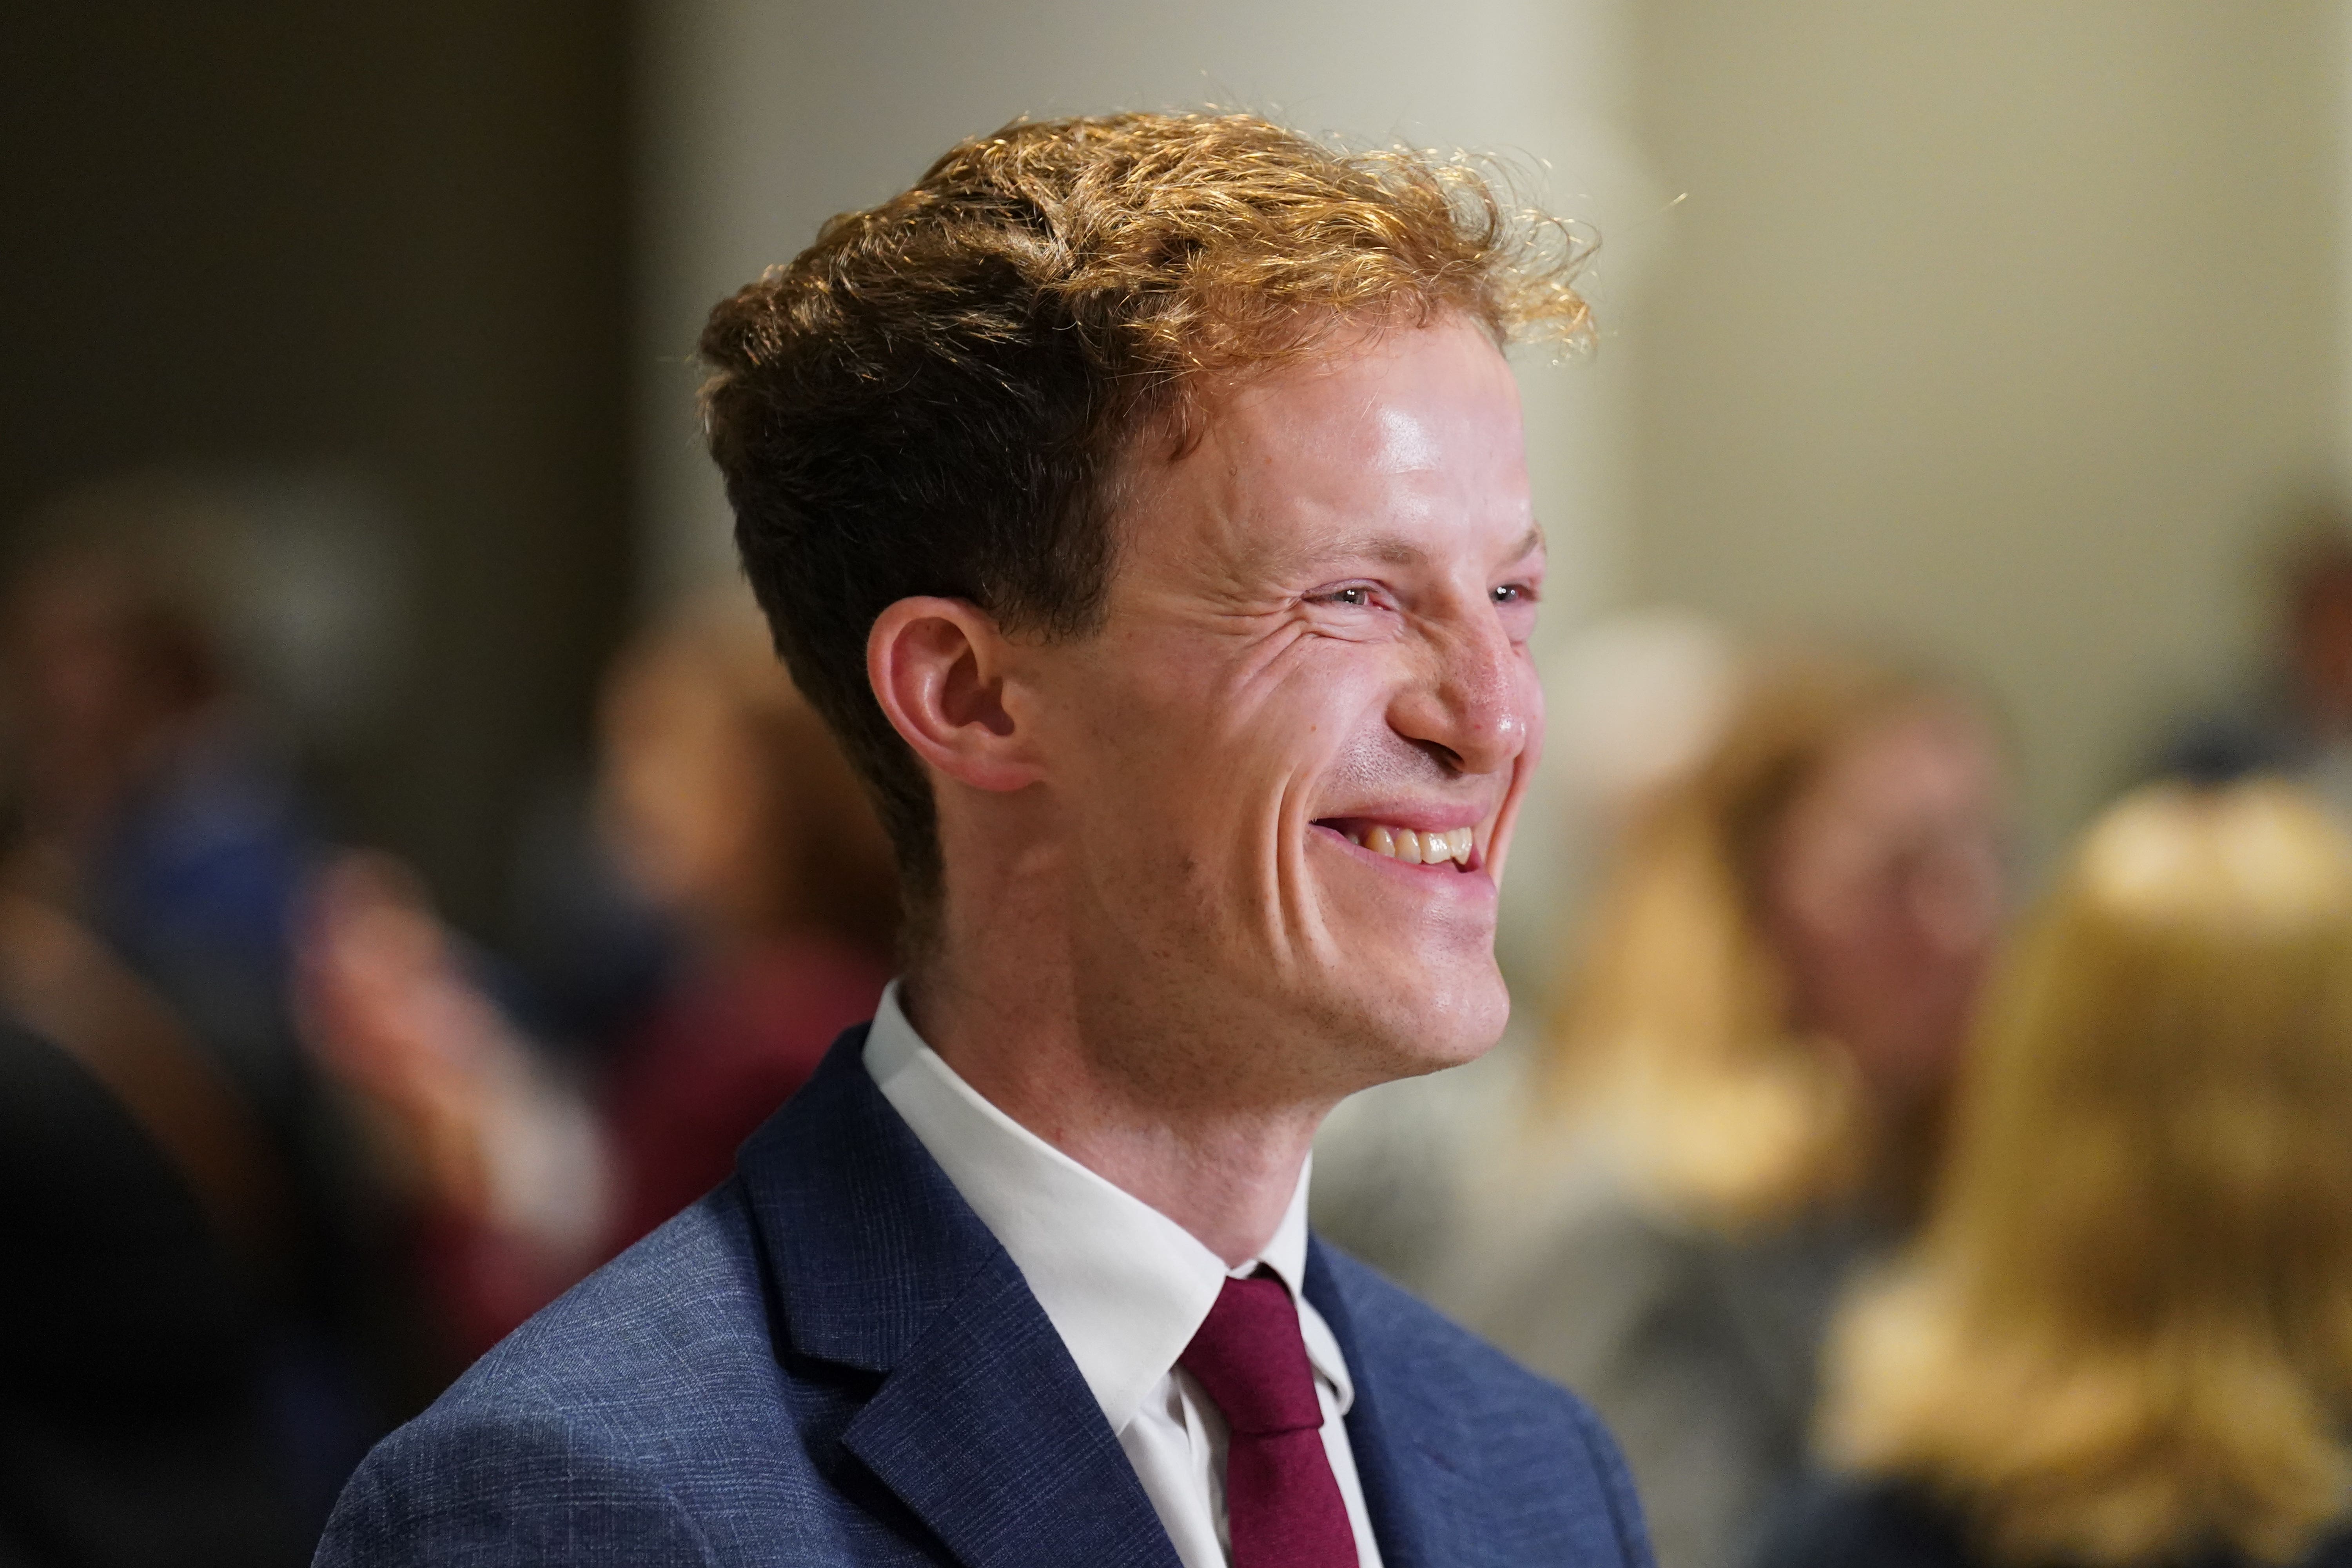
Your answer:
[1328,586,1372,607]
[1493,584,1528,604]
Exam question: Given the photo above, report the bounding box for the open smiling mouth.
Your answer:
[1310,819,1481,871]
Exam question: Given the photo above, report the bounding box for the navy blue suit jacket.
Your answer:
[317,1027,1654,1566]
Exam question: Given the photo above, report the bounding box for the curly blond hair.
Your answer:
[700,111,1589,934]
[1821,781,2352,1567]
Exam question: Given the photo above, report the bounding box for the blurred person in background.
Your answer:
[2160,506,2352,817]
[298,592,895,1360]
[0,482,401,1555]
[1460,652,2008,1568]
[0,830,314,1566]
[1768,779,2352,1568]
[4,488,327,1142]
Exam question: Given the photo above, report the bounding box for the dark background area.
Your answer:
[0,3,637,936]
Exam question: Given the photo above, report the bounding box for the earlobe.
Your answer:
[867,597,1039,793]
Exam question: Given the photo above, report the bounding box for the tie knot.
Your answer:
[1178,1272,1325,1437]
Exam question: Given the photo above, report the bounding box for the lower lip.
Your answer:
[1308,822,1497,899]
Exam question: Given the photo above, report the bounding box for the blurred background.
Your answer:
[11,0,2341,1006]
[7,3,2352,1566]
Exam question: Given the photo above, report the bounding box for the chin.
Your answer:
[1325,960,1510,1087]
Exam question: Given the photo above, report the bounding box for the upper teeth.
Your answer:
[1357,826,1474,865]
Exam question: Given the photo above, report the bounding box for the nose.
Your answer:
[1387,607,1538,778]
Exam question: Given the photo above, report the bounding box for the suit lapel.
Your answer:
[737,1030,1181,1568]
[842,1247,1185,1568]
[1307,1240,1485,1568]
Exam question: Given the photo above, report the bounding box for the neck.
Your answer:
[899,899,1330,1268]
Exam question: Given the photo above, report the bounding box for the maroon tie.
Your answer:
[1177,1271,1358,1568]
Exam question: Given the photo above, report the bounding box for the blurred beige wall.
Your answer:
[1619,0,2347,867]
[633,0,2352,984]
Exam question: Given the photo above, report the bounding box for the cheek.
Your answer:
[1072,642,1381,829]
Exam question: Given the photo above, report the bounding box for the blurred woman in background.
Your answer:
[1769,780,2352,1568]
[0,837,317,1568]
[0,487,406,1555]
[1461,652,2008,1568]
[298,593,896,1362]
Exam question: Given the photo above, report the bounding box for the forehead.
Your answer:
[1118,316,1535,578]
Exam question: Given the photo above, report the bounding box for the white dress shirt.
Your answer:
[863,983,1384,1568]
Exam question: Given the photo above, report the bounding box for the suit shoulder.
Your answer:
[318,1402,718,1567]
[1320,1243,1571,1409]
[439,1180,782,1434]
[321,1183,840,1563]
[325,1184,815,1557]
[1318,1242,1656,1567]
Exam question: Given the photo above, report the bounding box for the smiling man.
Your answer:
[318,112,1652,1568]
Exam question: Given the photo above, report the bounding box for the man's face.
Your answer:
[1019,316,1544,1104]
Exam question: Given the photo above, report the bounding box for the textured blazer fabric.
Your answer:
[316,1027,1656,1567]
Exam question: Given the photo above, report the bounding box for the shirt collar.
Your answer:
[862,981,1350,1430]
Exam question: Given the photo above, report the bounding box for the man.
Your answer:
[318,111,1652,1568]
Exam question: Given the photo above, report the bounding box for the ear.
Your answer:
[867,597,1041,794]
